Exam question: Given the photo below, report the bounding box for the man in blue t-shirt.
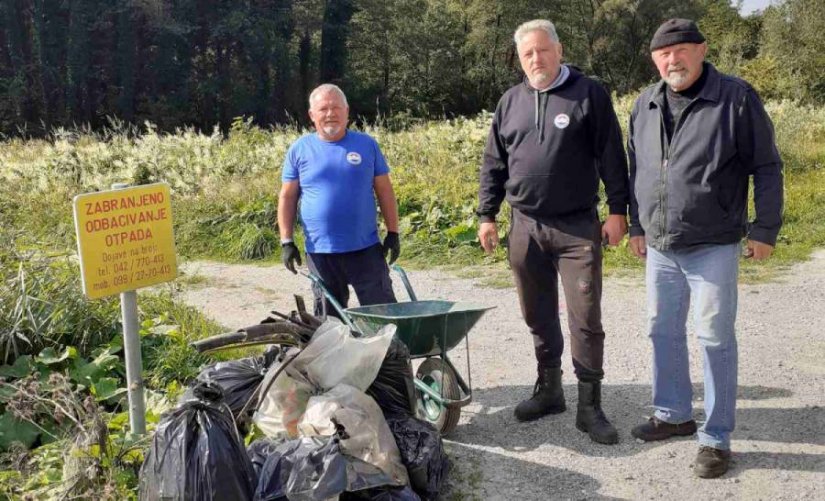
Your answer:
[278,83,400,315]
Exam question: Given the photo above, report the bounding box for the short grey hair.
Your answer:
[514,19,560,46]
[309,83,349,108]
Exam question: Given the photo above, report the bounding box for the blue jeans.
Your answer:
[646,243,739,450]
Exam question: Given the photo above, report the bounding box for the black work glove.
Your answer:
[382,231,400,265]
[281,242,302,274]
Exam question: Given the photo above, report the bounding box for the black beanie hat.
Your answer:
[649,18,705,52]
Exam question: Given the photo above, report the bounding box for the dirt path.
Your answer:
[179,251,825,500]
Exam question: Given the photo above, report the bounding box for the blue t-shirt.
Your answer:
[282,130,390,253]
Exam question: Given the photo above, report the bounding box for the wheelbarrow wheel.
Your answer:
[415,358,461,434]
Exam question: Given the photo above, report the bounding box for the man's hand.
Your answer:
[744,240,774,260]
[601,214,627,246]
[281,242,302,274]
[478,222,499,253]
[629,235,646,259]
[382,231,400,264]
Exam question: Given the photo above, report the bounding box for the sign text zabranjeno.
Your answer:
[73,183,177,299]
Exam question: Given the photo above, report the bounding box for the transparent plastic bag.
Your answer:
[254,354,315,438]
[290,320,395,392]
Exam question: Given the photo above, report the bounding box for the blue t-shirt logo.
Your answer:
[346,152,362,165]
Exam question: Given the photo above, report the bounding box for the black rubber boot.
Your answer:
[575,381,619,444]
[514,366,566,422]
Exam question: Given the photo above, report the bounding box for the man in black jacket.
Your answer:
[477,19,629,445]
[627,19,783,478]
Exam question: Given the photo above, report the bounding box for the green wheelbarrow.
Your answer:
[306,265,493,434]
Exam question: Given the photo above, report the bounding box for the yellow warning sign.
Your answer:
[73,183,177,299]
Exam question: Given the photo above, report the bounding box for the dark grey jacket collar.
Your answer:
[648,62,721,109]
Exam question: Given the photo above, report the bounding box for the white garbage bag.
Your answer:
[254,320,395,439]
[298,384,409,487]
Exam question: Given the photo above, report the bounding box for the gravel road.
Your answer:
[179,251,825,500]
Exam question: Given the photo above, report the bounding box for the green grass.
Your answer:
[1,99,823,278]
[174,272,213,288]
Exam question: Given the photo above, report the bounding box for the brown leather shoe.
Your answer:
[695,446,731,478]
[630,416,697,441]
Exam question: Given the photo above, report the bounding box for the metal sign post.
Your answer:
[119,289,146,435]
[111,183,146,436]
[72,182,178,436]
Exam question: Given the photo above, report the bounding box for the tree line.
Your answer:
[1,0,822,136]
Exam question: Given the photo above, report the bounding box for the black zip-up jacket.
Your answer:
[628,63,783,250]
[477,67,629,222]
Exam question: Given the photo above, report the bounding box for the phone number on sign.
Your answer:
[112,264,173,286]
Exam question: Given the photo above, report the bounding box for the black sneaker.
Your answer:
[630,416,697,441]
[695,446,731,478]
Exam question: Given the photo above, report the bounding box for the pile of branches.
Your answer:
[191,295,322,354]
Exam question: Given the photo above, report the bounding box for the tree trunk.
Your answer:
[6,0,41,129]
[319,0,354,84]
[298,28,312,102]
[115,0,136,122]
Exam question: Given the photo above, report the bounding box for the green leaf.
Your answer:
[85,443,102,459]
[0,470,22,484]
[36,346,77,365]
[90,377,127,402]
[121,447,144,465]
[0,384,16,404]
[69,347,121,385]
[108,412,129,431]
[444,223,477,243]
[0,356,34,378]
[0,412,41,449]
[149,324,178,336]
[37,420,64,446]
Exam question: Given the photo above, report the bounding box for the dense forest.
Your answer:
[1,0,823,135]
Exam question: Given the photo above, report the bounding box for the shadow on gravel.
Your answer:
[450,383,822,467]
[443,441,628,501]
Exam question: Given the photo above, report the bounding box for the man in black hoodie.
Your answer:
[477,19,629,445]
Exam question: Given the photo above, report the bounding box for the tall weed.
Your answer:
[2,99,824,273]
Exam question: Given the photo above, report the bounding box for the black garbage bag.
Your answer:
[386,416,449,501]
[139,382,256,501]
[254,437,346,501]
[341,486,421,501]
[248,437,287,479]
[366,336,417,418]
[196,356,269,419]
[254,436,402,501]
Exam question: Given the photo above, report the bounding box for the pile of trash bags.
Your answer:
[139,319,449,501]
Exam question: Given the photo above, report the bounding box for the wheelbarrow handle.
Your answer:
[302,271,359,332]
[390,264,418,301]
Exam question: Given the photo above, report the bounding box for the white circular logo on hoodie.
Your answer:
[554,113,570,129]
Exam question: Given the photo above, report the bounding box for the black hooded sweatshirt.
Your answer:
[477,67,629,222]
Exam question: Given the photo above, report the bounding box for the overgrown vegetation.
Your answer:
[0,221,227,498]
[0,94,824,497]
[3,98,824,275]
